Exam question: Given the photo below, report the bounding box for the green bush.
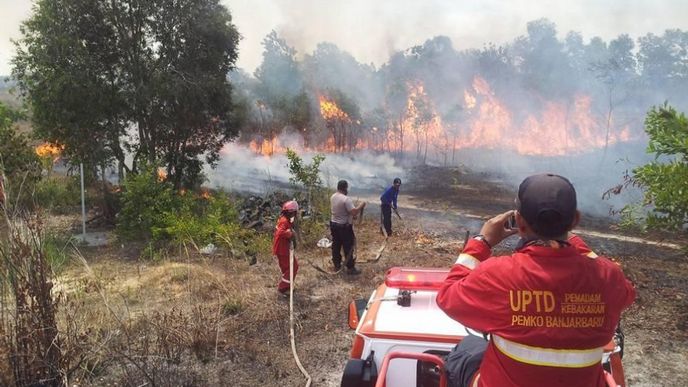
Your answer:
[116,167,181,241]
[158,192,269,260]
[633,104,688,231]
[117,171,272,260]
[0,102,42,209]
[34,176,81,212]
[155,192,234,244]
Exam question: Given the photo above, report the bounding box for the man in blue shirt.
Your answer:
[379,177,401,236]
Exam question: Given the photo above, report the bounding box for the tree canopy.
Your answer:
[13,0,241,189]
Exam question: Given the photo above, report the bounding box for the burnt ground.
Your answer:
[56,166,687,387]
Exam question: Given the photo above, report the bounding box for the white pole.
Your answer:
[80,163,86,236]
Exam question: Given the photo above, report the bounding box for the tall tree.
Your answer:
[254,31,303,104]
[514,18,574,98]
[637,29,688,105]
[591,34,638,150]
[253,31,308,142]
[302,42,381,110]
[13,0,240,189]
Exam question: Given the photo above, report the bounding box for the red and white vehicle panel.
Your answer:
[342,267,626,387]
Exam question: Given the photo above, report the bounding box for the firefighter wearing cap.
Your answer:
[273,200,299,296]
[437,173,636,387]
[379,177,401,236]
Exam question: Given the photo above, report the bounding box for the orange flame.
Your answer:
[249,137,287,156]
[456,76,632,156]
[319,95,351,123]
[464,90,476,109]
[35,142,63,162]
[397,81,445,157]
[239,76,632,158]
[157,168,167,182]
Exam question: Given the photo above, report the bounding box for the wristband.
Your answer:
[473,234,492,249]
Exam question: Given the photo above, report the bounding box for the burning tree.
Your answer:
[253,31,313,152]
[234,21,687,166]
[319,90,360,152]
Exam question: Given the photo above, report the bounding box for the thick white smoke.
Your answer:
[205,132,404,196]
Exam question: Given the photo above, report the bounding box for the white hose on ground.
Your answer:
[289,241,312,387]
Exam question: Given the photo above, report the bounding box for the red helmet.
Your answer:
[282,200,299,212]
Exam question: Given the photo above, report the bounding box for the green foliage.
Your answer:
[165,193,269,260]
[632,104,688,230]
[0,102,41,206]
[42,232,72,273]
[221,299,243,316]
[155,193,239,248]
[34,176,81,212]
[284,148,332,244]
[286,148,325,190]
[116,167,180,241]
[116,168,270,260]
[613,202,647,231]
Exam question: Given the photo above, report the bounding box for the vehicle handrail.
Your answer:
[374,351,447,387]
[604,370,620,387]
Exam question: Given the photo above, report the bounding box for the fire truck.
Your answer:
[341,267,626,387]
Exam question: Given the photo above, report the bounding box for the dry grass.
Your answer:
[0,215,61,387]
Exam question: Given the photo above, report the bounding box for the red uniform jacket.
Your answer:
[272,216,293,257]
[437,235,635,387]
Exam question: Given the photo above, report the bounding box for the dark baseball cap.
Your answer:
[517,173,577,238]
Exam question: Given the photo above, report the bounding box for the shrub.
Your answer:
[116,167,181,241]
[285,149,331,246]
[34,175,81,212]
[633,104,688,230]
[0,102,42,209]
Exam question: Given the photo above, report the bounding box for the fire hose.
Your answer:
[289,241,312,387]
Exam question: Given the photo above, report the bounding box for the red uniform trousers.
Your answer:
[276,252,298,294]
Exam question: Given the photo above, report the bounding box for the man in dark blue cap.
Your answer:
[437,173,635,387]
[379,177,402,236]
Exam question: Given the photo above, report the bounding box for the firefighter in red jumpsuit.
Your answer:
[273,200,299,297]
[437,173,636,387]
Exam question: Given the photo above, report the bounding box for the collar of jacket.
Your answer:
[515,237,573,255]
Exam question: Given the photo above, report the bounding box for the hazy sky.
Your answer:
[1,0,687,75]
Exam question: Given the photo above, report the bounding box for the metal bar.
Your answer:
[80,163,86,236]
[374,351,447,387]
